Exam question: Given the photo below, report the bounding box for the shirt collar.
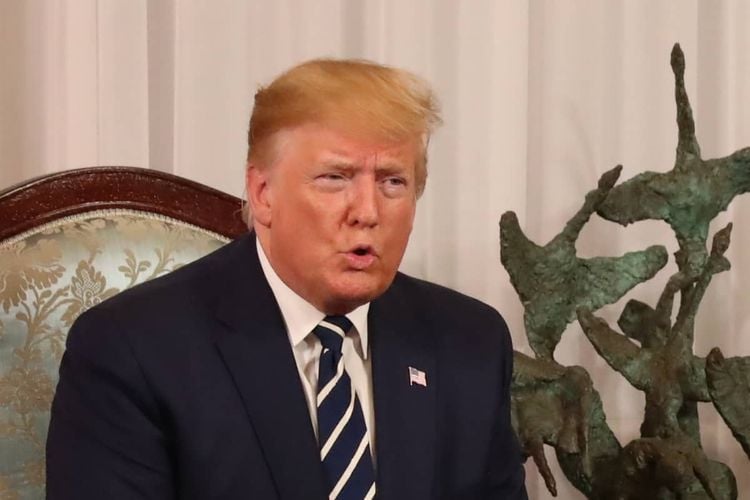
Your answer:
[256,238,370,358]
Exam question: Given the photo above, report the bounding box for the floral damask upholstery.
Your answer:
[0,209,230,499]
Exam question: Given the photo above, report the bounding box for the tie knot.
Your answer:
[313,315,353,354]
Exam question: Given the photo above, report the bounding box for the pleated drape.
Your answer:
[2,2,749,497]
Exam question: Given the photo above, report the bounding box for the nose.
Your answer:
[347,175,379,227]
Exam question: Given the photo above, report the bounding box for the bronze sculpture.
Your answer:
[504,44,750,499]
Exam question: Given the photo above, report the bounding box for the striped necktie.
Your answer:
[313,316,376,500]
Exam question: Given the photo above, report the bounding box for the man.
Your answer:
[47,59,527,499]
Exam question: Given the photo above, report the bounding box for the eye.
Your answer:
[314,172,349,190]
[381,176,409,196]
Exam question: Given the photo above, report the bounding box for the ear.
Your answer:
[246,163,273,227]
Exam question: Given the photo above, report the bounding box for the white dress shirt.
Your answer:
[256,239,376,455]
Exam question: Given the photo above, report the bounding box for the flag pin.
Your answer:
[408,366,427,387]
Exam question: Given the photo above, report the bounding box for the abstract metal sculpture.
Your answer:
[503,44,750,499]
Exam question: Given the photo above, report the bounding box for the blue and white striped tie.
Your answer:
[313,316,376,500]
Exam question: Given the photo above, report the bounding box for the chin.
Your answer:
[324,279,389,312]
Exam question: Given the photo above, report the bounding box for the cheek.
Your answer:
[395,204,416,236]
[275,191,321,227]
[275,199,342,256]
[384,208,415,254]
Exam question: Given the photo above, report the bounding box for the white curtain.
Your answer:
[2,1,749,497]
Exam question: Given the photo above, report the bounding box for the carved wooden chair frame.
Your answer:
[0,166,247,242]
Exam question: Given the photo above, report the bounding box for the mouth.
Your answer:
[344,245,377,269]
[352,246,372,257]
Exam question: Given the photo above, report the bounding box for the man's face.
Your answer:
[248,124,420,314]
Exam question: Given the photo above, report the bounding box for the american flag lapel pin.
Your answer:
[408,366,427,387]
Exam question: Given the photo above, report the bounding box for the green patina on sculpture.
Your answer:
[500,166,668,361]
[503,44,750,499]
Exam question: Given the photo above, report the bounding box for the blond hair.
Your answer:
[247,58,441,196]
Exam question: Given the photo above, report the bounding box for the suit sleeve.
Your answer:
[46,307,175,499]
[486,315,528,499]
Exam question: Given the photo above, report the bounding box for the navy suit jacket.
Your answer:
[47,233,527,499]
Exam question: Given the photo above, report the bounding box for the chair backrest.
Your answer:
[0,167,247,498]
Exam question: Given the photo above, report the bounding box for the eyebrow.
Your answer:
[318,159,409,172]
[374,163,410,175]
[318,160,356,171]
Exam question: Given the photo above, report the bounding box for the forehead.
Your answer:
[276,123,421,167]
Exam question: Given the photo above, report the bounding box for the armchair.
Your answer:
[0,167,246,498]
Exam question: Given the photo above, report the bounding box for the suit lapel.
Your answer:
[370,277,437,500]
[208,235,327,500]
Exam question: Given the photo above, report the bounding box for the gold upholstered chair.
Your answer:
[0,167,247,498]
